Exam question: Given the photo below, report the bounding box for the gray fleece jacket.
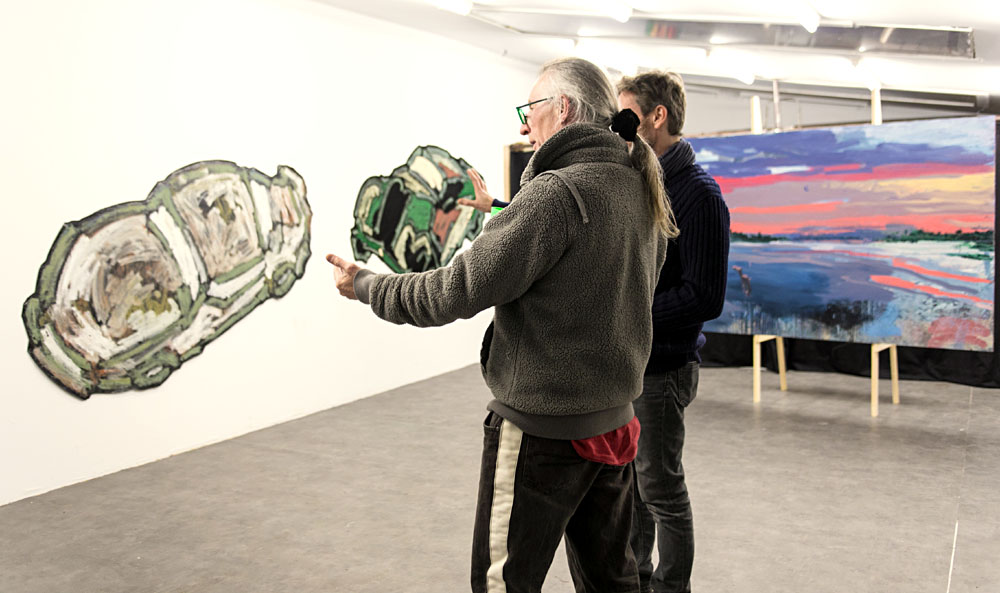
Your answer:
[355,122,667,439]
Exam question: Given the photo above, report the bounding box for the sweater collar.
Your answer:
[658,139,695,180]
[521,123,629,186]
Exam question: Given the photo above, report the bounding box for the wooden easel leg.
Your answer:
[890,345,900,405]
[776,337,787,391]
[753,335,763,403]
[753,334,784,402]
[870,343,899,416]
[870,344,880,418]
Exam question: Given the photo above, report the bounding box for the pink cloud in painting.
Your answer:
[926,317,991,349]
[715,162,993,195]
[724,174,994,236]
[869,275,992,305]
[692,116,996,239]
[730,212,993,236]
[730,200,843,215]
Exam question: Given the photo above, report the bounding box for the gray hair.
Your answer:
[538,58,678,237]
[538,57,618,127]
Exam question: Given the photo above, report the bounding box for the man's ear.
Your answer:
[558,95,572,124]
[653,104,670,131]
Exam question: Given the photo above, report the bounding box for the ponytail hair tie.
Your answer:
[611,108,640,142]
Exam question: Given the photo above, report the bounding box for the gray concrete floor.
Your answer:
[2,365,998,593]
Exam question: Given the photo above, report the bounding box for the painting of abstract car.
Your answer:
[22,161,312,399]
[351,146,485,273]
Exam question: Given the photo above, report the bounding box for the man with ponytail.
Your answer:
[327,57,671,592]
[617,71,731,593]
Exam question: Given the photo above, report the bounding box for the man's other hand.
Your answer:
[326,253,363,300]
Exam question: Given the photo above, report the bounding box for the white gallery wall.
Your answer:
[0,0,537,506]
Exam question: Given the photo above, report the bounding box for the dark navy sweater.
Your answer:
[493,140,730,373]
[647,139,731,374]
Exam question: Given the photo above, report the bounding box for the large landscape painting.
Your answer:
[693,116,996,351]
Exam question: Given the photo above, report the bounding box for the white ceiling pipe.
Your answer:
[427,0,473,16]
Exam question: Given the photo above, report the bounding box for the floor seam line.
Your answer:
[946,521,959,593]
[945,386,974,593]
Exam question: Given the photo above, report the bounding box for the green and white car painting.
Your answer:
[22,161,312,399]
[351,146,485,273]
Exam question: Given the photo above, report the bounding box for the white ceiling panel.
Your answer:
[317,0,1000,104]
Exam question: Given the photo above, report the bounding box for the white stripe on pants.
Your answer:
[486,419,524,593]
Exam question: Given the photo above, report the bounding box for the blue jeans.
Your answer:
[631,363,698,593]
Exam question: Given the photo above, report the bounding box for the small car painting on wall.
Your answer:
[351,145,485,273]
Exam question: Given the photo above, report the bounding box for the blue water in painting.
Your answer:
[705,241,994,347]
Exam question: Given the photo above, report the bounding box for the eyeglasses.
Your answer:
[516,97,552,125]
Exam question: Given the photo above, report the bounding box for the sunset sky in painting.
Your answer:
[689,116,997,237]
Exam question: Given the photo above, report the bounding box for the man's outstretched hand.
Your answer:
[457,168,494,213]
[326,253,363,300]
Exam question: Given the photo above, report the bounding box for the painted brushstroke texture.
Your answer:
[691,116,996,351]
[22,161,312,399]
[351,146,484,273]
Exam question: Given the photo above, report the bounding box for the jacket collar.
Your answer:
[521,123,630,187]
[658,139,695,180]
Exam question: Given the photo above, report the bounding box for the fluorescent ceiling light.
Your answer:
[427,0,472,16]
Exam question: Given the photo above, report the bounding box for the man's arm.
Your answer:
[366,175,575,327]
[651,192,730,331]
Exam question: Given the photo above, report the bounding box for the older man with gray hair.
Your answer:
[328,57,676,592]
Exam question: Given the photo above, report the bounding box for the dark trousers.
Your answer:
[631,363,698,593]
[471,412,640,593]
